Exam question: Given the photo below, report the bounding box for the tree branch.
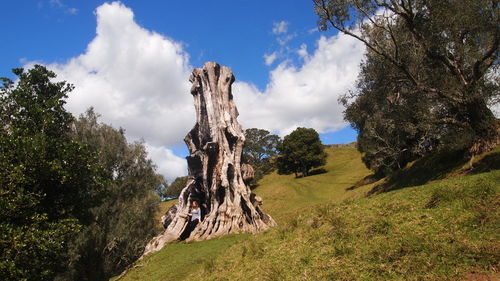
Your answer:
[318,0,421,87]
[472,34,499,82]
[385,16,400,60]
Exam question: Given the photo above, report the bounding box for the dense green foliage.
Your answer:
[342,50,438,176]
[165,176,188,198]
[315,0,499,175]
[60,109,161,280]
[277,127,327,177]
[0,66,163,281]
[243,128,280,184]
[0,66,102,280]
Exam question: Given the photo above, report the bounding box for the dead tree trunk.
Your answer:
[143,62,275,256]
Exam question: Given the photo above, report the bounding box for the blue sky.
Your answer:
[1,1,364,181]
[2,1,324,86]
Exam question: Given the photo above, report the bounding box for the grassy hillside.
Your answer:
[155,200,177,229]
[114,147,499,281]
[252,147,376,222]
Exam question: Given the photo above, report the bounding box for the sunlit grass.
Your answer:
[113,234,249,281]
[254,147,375,222]
[115,147,372,280]
[114,146,499,281]
[154,200,177,230]
[195,170,499,281]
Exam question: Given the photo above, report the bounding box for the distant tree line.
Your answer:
[314,0,499,176]
[0,66,163,281]
[243,128,280,184]
[244,127,327,181]
[162,175,188,199]
[165,127,329,199]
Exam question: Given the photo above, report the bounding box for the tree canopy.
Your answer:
[243,128,281,184]
[0,66,164,281]
[314,0,499,174]
[0,66,102,280]
[277,127,327,177]
[164,176,187,199]
[64,108,161,280]
[341,45,439,175]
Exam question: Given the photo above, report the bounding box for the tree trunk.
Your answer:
[465,97,499,155]
[143,62,275,256]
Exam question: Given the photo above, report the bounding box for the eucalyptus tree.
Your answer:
[65,108,161,280]
[314,0,499,164]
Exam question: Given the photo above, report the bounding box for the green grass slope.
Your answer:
[115,147,499,281]
[252,147,375,222]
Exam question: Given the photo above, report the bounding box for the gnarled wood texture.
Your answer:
[143,62,275,256]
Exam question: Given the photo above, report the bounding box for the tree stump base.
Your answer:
[143,62,275,256]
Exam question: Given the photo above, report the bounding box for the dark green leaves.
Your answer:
[314,0,500,175]
[243,128,280,184]
[277,127,327,178]
[0,65,101,280]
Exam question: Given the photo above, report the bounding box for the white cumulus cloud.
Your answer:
[234,34,365,136]
[145,144,187,183]
[50,2,193,146]
[44,1,192,181]
[297,43,309,60]
[27,2,365,181]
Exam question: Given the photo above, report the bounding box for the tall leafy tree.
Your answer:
[164,176,188,199]
[154,174,170,201]
[0,66,102,280]
[63,108,161,281]
[341,46,439,176]
[314,0,499,157]
[277,127,327,177]
[243,128,281,184]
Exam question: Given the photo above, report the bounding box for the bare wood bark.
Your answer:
[143,62,275,256]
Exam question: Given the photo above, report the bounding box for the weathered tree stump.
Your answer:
[143,62,275,256]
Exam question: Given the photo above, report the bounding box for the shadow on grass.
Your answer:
[368,149,469,195]
[469,151,500,174]
[309,168,328,176]
[294,168,328,178]
[346,174,382,191]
